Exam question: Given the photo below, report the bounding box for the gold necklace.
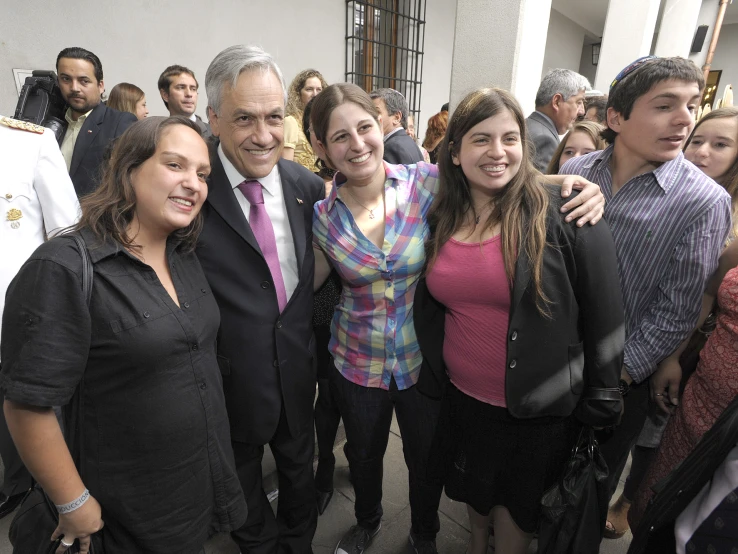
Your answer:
[345,188,383,219]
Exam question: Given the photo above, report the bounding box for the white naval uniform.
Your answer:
[0,119,81,351]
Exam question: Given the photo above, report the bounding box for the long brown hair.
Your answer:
[427,88,552,314]
[286,69,329,120]
[422,111,449,151]
[686,106,738,199]
[74,116,204,252]
[107,83,145,117]
[546,120,606,174]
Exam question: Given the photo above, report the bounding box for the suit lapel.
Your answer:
[510,242,531,317]
[278,160,307,272]
[70,103,104,176]
[205,144,262,256]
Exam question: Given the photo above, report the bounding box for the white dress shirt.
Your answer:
[675,444,738,553]
[1,123,81,355]
[217,144,298,303]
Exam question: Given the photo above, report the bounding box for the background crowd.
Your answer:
[0,38,736,554]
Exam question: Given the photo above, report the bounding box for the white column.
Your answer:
[655,0,704,57]
[594,0,662,93]
[449,0,552,116]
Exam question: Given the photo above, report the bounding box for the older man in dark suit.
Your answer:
[526,68,590,172]
[370,88,424,165]
[56,47,136,197]
[197,45,324,554]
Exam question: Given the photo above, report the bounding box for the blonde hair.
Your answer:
[546,120,606,174]
[107,83,145,117]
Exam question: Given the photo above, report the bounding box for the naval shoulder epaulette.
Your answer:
[0,116,45,134]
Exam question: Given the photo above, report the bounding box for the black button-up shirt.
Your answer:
[0,229,246,553]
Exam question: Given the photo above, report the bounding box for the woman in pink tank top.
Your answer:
[415,88,625,554]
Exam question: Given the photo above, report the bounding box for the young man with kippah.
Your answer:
[559,56,732,534]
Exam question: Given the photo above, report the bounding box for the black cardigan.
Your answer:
[414,189,624,427]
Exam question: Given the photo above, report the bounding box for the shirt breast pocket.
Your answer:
[1,182,33,204]
[109,304,171,334]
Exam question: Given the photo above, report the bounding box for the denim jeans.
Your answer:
[330,371,442,540]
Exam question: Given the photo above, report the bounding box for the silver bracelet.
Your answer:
[55,489,90,514]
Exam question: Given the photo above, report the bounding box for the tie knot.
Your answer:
[238,180,264,205]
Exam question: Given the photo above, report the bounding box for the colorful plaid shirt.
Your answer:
[312,162,439,390]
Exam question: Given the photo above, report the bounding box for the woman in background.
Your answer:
[282,69,329,170]
[107,83,148,120]
[545,120,605,175]
[422,111,448,164]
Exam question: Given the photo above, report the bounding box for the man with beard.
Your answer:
[57,47,136,196]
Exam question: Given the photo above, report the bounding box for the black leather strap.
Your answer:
[584,387,621,401]
[66,232,93,475]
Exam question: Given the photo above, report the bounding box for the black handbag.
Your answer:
[8,233,99,554]
[538,427,609,554]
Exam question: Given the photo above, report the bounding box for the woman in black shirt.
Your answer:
[0,116,247,553]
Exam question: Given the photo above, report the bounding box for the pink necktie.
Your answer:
[237,180,288,312]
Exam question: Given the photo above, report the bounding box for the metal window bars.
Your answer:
[345,0,426,124]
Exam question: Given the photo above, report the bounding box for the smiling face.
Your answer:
[209,69,285,179]
[300,76,323,108]
[685,116,738,182]
[135,96,148,120]
[320,102,384,186]
[130,124,210,239]
[162,73,199,116]
[559,130,598,167]
[57,57,104,115]
[609,79,700,165]
[452,109,523,197]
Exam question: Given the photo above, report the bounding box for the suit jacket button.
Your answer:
[261,281,270,289]
[510,331,518,341]
[273,360,279,367]
[509,359,517,369]
[276,320,283,329]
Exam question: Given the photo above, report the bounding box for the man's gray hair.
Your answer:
[370,88,409,129]
[534,69,591,107]
[205,45,287,115]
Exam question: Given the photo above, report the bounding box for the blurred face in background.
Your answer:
[300,76,323,108]
[135,96,149,120]
[685,117,738,182]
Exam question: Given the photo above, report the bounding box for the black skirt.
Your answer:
[433,383,579,533]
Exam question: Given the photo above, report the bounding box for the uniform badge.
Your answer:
[7,208,22,229]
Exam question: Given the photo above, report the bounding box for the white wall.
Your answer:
[542,9,588,78]
[415,0,456,142]
[709,23,738,96]
[0,0,455,150]
[0,0,345,120]
[578,44,598,86]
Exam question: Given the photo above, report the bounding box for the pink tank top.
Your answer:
[425,235,511,407]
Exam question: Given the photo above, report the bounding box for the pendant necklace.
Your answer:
[346,189,382,219]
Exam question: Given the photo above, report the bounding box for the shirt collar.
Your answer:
[189,114,197,122]
[587,144,684,193]
[534,110,557,131]
[82,227,182,264]
[218,143,281,197]
[384,127,402,141]
[65,107,93,125]
[325,160,399,212]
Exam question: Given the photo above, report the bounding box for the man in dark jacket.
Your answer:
[56,47,137,197]
[370,88,424,165]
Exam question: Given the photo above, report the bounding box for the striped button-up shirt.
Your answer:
[561,146,731,383]
[312,162,439,390]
